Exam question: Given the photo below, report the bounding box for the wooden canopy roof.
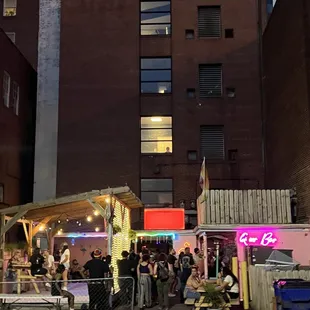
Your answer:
[0,186,142,222]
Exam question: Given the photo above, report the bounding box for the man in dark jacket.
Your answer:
[117,251,132,306]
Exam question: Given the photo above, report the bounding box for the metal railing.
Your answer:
[0,277,135,310]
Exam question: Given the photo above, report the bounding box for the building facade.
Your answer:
[0,28,36,206]
[0,0,39,68]
[32,0,265,228]
[263,0,310,223]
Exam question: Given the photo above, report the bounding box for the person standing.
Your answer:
[117,251,132,306]
[167,249,177,297]
[60,243,70,291]
[179,247,194,303]
[43,249,55,275]
[137,254,153,310]
[83,248,110,310]
[154,253,169,310]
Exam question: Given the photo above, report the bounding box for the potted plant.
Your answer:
[203,283,223,310]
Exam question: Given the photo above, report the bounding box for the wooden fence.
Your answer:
[249,266,310,310]
[197,189,292,225]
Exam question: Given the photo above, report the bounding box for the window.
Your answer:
[3,0,17,16]
[141,57,171,94]
[188,150,197,161]
[185,29,195,39]
[3,71,10,107]
[200,125,224,160]
[226,87,236,98]
[140,1,171,36]
[199,64,222,98]
[187,88,196,98]
[5,32,15,43]
[141,116,172,153]
[12,82,19,115]
[141,178,173,205]
[0,184,3,202]
[198,6,221,38]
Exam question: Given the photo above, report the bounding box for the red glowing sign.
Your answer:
[144,208,185,230]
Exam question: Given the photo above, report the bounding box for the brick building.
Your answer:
[0,28,36,206]
[0,0,39,68]
[263,0,310,223]
[33,0,266,229]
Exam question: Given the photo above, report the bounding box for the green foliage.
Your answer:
[113,224,122,235]
[203,283,223,309]
[128,229,137,240]
[5,242,27,253]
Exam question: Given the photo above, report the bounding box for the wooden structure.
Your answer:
[197,189,292,225]
[0,186,142,285]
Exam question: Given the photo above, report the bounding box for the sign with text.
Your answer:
[237,231,278,247]
[144,208,185,230]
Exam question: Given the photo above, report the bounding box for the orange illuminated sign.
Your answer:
[144,208,185,230]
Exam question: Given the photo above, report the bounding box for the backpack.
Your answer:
[158,262,169,281]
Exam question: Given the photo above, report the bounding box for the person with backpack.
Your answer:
[51,264,75,310]
[153,253,169,310]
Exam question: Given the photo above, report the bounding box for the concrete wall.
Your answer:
[33,0,61,202]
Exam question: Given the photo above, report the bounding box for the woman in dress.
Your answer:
[59,242,70,291]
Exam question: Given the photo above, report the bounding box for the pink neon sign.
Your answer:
[238,231,278,247]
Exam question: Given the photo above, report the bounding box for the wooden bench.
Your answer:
[16,270,45,294]
[0,294,64,310]
[185,298,195,306]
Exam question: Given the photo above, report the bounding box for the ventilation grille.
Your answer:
[198,6,221,38]
[199,64,222,98]
[200,126,224,160]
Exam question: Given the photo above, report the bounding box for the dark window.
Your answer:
[225,28,234,38]
[185,29,195,39]
[198,6,221,38]
[141,57,172,94]
[187,88,196,98]
[200,125,224,160]
[199,64,222,98]
[228,149,238,161]
[188,150,197,161]
[141,179,173,205]
[226,87,236,98]
[140,1,171,36]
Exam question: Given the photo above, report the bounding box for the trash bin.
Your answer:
[273,279,310,310]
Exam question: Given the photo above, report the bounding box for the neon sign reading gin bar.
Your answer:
[238,232,278,247]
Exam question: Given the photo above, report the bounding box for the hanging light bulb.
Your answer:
[86,216,93,222]
[95,227,100,232]
[57,220,61,224]
[93,210,99,216]
[78,222,82,226]
[76,221,79,224]
[57,230,62,235]
[66,218,69,222]
[39,225,45,231]
[105,197,110,204]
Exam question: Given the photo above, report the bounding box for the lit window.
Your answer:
[141,178,173,205]
[140,1,171,36]
[141,57,171,94]
[12,82,19,115]
[5,32,15,43]
[141,116,172,153]
[3,71,11,108]
[3,0,17,16]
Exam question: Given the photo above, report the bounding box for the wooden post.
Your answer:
[28,221,33,256]
[0,214,5,293]
[203,234,208,279]
[241,261,249,309]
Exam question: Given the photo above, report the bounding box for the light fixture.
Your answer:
[76,221,79,224]
[105,197,110,204]
[57,220,61,224]
[87,216,93,222]
[93,210,99,216]
[57,230,62,235]
[66,218,69,222]
[151,117,162,122]
[39,225,44,231]
[95,227,100,232]
[78,222,82,226]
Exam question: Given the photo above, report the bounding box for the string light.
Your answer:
[93,210,99,216]
[66,218,69,222]
[57,230,62,235]
[105,197,110,204]
[95,227,100,232]
[39,225,45,231]
[57,220,61,224]
[78,222,82,226]
[86,216,93,222]
[76,221,79,224]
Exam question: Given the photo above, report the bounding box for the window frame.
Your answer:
[3,71,11,108]
[140,57,172,94]
[140,178,173,206]
[140,116,173,154]
[197,6,222,39]
[140,0,171,36]
[3,0,17,17]
[12,81,19,115]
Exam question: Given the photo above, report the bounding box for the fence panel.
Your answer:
[249,266,310,310]
[0,277,135,310]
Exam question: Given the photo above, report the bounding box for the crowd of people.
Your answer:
[5,243,239,310]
